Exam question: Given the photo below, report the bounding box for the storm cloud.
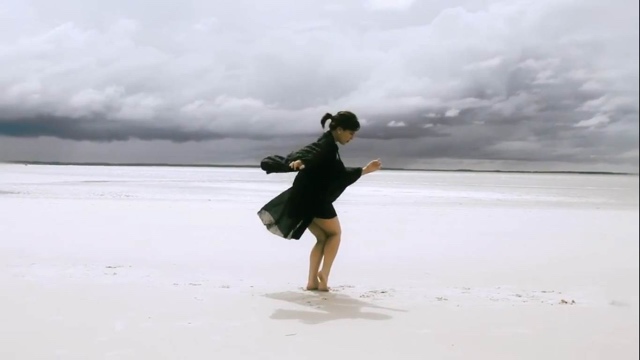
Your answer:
[0,0,638,171]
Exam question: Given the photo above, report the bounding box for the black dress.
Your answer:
[257,131,363,240]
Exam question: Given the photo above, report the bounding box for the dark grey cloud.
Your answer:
[0,0,637,172]
[0,116,225,142]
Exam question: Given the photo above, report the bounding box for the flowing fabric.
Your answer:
[257,131,363,240]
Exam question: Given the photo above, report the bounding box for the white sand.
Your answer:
[1,163,638,360]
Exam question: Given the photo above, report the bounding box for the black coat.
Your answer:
[257,131,363,240]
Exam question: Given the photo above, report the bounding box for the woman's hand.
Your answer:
[289,160,305,170]
[363,159,382,175]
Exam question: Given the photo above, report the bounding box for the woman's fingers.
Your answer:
[289,160,305,170]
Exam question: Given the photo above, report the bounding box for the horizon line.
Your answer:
[1,160,637,176]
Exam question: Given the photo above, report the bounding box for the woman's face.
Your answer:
[335,128,356,145]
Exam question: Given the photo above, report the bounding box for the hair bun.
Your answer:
[320,113,333,128]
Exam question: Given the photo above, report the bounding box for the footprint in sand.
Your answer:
[359,289,394,300]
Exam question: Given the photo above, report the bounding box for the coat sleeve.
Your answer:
[260,155,294,174]
[285,139,331,169]
[326,167,363,203]
[343,167,363,187]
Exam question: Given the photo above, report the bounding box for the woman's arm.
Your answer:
[361,159,382,175]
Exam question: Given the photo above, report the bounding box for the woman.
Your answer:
[257,111,382,291]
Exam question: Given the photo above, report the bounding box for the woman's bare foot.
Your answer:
[317,272,329,292]
[306,276,319,291]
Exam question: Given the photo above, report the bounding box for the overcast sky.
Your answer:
[0,0,638,172]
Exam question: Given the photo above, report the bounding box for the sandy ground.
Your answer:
[1,164,638,359]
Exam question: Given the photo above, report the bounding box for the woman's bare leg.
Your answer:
[312,217,342,291]
[306,222,327,290]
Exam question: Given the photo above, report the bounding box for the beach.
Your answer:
[1,163,638,359]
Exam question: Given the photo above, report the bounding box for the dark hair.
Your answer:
[320,111,360,132]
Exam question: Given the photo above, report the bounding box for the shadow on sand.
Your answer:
[263,290,408,325]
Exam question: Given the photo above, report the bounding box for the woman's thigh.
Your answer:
[312,216,341,237]
[307,222,327,241]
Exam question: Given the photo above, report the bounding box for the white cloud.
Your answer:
[574,114,611,128]
[491,92,540,118]
[113,93,163,121]
[578,95,639,113]
[388,120,406,127]
[67,87,125,117]
[445,108,460,117]
[463,56,503,70]
[192,17,219,32]
[366,0,415,11]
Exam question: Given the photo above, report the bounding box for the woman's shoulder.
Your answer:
[315,131,337,149]
[297,131,336,154]
[284,131,336,163]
